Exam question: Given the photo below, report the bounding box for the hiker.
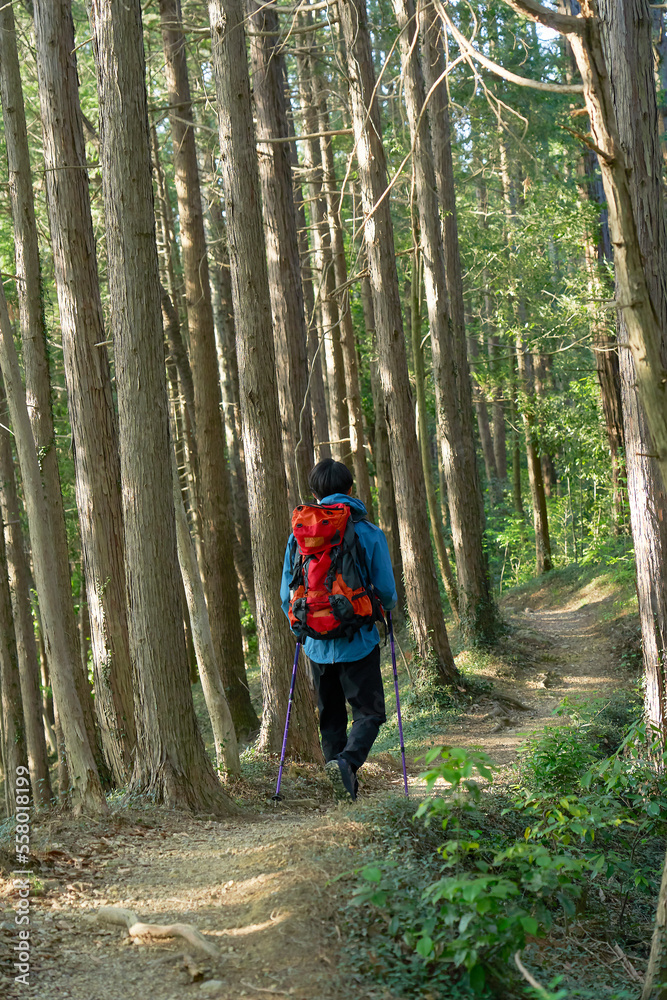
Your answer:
[280,458,398,802]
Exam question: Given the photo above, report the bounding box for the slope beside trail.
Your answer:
[0,581,633,1000]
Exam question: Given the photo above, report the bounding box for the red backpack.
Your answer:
[287,503,385,641]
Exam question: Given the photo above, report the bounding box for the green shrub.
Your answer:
[348,748,596,995]
[345,722,667,998]
[516,723,599,793]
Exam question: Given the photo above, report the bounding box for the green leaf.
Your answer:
[362,866,383,883]
[416,935,434,958]
[520,915,540,936]
[469,964,486,993]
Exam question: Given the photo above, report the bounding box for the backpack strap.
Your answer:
[350,523,388,641]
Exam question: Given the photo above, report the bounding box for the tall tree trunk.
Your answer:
[208,0,321,758]
[152,127,202,548]
[52,701,69,804]
[314,75,374,513]
[392,0,497,644]
[0,391,52,806]
[418,0,478,427]
[0,0,102,799]
[468,333,500,497]
[516,341,553,574]
[590,0,667,745]
[361,271,406,616]
[89,0,235,813]
[508,357,525,517]
[295,43,349,466]
[289,107,330,461]
[33,0,135,785]
[38,625,57,756]
[0,279,106,815]
[338,0,457,684]
[476,175,508,484]
[411,250,460,620]
[79,566,90,681]
[158,0,258,737]
[533,353,558,497]
[171,450,240,777]
[0,491,27,817]
[585,4,667,991]
[201,157,257,616]
[576,147,627,525]
[249,1,314,506]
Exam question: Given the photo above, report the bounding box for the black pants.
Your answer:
[309,645,386,773]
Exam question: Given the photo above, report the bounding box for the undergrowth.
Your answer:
[341,697,662,999]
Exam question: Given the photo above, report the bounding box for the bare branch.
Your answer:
[260,127,354,144]
[501,0,586,34]
[438,3,584,93]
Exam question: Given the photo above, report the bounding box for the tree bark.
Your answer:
[151,126,201,536]
[208,0,321,757]
[249,0,314,506]
[532,353,558,497]
[295,43,350,467]
[158,0,258,738]
[0,389,52,806]
[33,0,135,785]
[0,482,27,817]
[152,128,202,547]
[338,0,457,684]
[575,145,627,526]
[201,157,257,617]
[0,0,102,799]
[0,278,106,815]
[392,0,497,644]
[289,105,330,462]
[361,271,406,617]
[171,450,240,777]
[411,250,460,620]
[516,340,553,574]
[476,175,508,485]
[89,0,235,813]
[508,356,526,517]
[313,74,374,513]
[571,8,667,989]
[468,333,500,497]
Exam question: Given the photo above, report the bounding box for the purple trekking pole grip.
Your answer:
[273,642,301,801]
[388,612,409,797]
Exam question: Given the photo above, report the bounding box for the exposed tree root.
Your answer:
[97,905,220,959]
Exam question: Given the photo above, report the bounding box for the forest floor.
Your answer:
[0,564,645,1000]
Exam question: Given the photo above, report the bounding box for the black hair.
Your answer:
[308,458,354,500]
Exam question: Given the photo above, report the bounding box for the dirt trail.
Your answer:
[0,587,629,1000]
[451,591,624,766]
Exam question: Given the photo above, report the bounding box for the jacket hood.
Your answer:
[319,493,367,516]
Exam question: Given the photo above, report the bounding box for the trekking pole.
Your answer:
[273,642,301,802]
[388,612,409,798]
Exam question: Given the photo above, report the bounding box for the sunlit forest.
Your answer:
[0,0,666,998]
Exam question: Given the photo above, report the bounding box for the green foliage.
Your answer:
[516,723,601,794]
[346,690,665,999]
[240,601,258,656]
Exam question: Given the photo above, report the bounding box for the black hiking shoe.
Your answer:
[325,757,356,802]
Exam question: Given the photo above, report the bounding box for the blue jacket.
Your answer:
[280,493,398,663]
